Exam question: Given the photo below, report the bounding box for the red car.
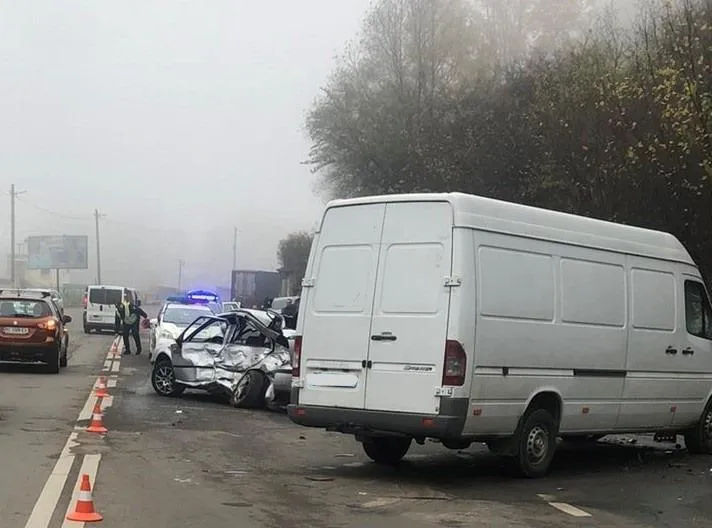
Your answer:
[0,290,72,373]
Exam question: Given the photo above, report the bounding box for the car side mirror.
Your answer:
[62,315,73,324]
[137,300,142,307]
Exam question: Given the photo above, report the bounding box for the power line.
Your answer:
[13,195,91,221]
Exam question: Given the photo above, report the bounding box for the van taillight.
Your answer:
[292,336,302,377]
[82,294,87,308]
[442,340,466,386]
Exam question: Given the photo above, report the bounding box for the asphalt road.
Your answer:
[2,306,712,527]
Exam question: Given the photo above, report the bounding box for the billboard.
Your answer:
[27,235,89,270]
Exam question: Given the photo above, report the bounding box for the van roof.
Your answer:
[323,192,695,266]
[88,285,125,290]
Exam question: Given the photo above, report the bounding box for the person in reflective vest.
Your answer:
[114,295,148,355]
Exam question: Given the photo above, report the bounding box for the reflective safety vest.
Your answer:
[122,301,138,325]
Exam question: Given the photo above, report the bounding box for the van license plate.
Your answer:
[3,327,29,335]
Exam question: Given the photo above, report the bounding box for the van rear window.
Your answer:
[89,288,122,305]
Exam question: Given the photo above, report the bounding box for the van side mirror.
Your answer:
[137,300,142,307]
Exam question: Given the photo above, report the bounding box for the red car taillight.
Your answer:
[38,319,57,331]
[442,340,466,386]
[292,336,302,377]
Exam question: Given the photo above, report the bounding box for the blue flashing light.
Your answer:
[186,289,220,302]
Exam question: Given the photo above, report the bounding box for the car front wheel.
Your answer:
[151,358,184,397]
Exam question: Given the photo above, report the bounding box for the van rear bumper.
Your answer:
[287,397,468,439]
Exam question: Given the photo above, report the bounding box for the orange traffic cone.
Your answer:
[66,473,103,522]
[94,376,109,398]
[86,399,108,434]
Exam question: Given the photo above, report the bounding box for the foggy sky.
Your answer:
[0,0,372,290]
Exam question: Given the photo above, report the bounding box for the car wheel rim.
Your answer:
[526,425,549,465]
[154,364,175,394]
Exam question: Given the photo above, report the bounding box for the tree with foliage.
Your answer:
[277,231,314,296]
[305,0,712,279]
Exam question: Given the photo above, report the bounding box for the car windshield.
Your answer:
[163,306,212,325]
[0,300,51,318]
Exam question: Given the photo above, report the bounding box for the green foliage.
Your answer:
[306,0,712,278]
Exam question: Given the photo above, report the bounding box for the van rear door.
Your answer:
[298,203,386,409]
[365,201,454,414]
[87,287,123,326]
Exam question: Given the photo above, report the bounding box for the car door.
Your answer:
[150,304,167,350]
[172,317,228,383]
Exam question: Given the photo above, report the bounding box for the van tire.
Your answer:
[362,437,411,465]
[684,399,712,454]
[514,409,557,478]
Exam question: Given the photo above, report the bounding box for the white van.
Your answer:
[83,285,136,334]
[287,192,712,477]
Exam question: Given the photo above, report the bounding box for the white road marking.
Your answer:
[77,395,96,422]
[537,495,592,518]
[23,433,78,528]
[110,361,120,373]
[61,454,102,528]
[549,502,592,517]
[102,360,111,371]
[24,341,121,528]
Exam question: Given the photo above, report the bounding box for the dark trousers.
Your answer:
[122,324,142,354]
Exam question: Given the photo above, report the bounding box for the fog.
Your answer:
[0,0,639,292]
[0,0,371,290]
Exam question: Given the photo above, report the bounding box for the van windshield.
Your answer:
[89,288,123,306]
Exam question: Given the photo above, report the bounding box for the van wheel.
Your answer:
[362,437,411,465]
[515,409,557,478]
[231,370,267,409]
[684,399,712,454]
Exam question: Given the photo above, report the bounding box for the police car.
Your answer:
[148,291,222,362]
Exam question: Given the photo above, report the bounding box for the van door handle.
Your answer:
[371,334,397,342]
[682,347,695,356]
[665,346,678,355]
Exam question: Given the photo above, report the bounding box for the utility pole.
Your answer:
[178,259,185,291]
[94,209,104,284]
[10,184,26,287]
[232,226,237,270]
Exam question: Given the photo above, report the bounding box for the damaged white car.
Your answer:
[150,309,293,408]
